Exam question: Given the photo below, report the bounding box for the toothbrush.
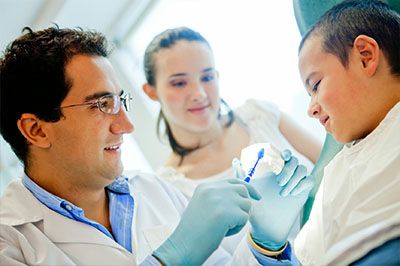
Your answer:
[244,148,265,183]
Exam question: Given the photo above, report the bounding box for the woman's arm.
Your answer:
[279,112,322,164]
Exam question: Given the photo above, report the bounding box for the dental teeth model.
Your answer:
[240,143,284,178]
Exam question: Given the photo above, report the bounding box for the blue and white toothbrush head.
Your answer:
[243,148,265,183]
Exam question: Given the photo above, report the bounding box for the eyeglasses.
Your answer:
[59,93,132,115]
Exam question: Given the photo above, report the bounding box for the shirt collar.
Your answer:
[22,173,75,213]
[22,174,130,213]
[106,176,130,194]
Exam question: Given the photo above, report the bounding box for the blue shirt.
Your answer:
[22,174,134,252]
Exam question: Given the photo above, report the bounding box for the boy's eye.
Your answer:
[171,80,186,87]
[201,73,215,82]
[312,80,321,92]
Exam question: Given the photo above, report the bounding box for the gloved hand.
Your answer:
[232,150,315,250]
[153,178,261,266]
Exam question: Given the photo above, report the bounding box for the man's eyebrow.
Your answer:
[84,90,124,102]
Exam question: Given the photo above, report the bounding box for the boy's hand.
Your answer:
[233,150,315,250]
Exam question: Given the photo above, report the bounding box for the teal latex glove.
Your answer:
[153,178,261,266]
[233,150,315,250]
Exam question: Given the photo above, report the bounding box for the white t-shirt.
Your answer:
[294,102,400,266]
[157,99,315,254]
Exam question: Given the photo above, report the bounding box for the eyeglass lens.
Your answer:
[99,94,131,114]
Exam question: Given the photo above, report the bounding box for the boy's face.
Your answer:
[298,35,371,143]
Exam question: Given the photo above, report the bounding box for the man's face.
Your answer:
[48,55,134,189]
[298,35,370,143]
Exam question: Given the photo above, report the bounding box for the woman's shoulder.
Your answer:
[234,99,281,128]
[157,165,185,181]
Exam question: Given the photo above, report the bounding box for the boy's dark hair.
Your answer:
[299,0,400,76]
[0,26,110,164]
[143,27,234,163]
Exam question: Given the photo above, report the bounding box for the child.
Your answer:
[254,0,400,265]
[297,0,400,264]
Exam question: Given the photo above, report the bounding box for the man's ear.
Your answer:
[143,83,159,101]
[17,114,51,148]
[353,35,380,76]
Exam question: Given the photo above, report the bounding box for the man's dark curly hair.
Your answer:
[0,26,111,164]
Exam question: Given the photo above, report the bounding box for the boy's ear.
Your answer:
[17,113,51,148]
[143,83,159,101]
[353,35,380,76]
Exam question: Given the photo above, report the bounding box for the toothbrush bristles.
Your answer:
[258,148,265,159]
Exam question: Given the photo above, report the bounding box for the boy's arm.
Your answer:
[249,240,299,266]
[351,237,400,266]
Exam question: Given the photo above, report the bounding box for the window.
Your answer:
[125,0,325,143]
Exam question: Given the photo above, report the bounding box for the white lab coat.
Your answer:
[294,102,400,265]
[0,171,260,265]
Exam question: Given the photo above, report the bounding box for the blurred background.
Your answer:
[0,0,326,195]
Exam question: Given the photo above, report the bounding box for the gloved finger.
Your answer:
[229,182,254,209]
[226,225,243,237]
[276,156,299,186]
[280,149,292,162]
[290,175,315,196]
[280,164,307,197]
[244,182,262,201]
[232,158,246,179]
[236,194,252,213]
[228,179,262,200]
[225,211,250,237]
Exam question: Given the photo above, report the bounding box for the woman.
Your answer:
[142,26,321,256]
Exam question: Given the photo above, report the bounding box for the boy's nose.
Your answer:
[307,97,320,118]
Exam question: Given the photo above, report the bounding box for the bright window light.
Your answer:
[127,0,325,142]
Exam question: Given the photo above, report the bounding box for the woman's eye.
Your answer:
[171,80,186,87]
[201,74,215,82]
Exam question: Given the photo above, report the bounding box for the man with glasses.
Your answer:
[59,91,132,115]
[0,27,311,265]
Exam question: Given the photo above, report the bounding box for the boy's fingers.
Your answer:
[280,165,307,196]
[289,175,315,196]
[280,149,292,162]
[277,157,298,186]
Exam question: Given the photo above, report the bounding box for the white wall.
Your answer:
[119,0,325,168]
[0,0,326,195]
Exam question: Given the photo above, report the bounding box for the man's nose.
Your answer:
[111,108,134,134]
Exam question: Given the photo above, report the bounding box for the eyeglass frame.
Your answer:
[58,92,132,115]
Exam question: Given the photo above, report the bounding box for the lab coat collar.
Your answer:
[0,179,130,254]
[0,178,44,226]
[42,206,127,252]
